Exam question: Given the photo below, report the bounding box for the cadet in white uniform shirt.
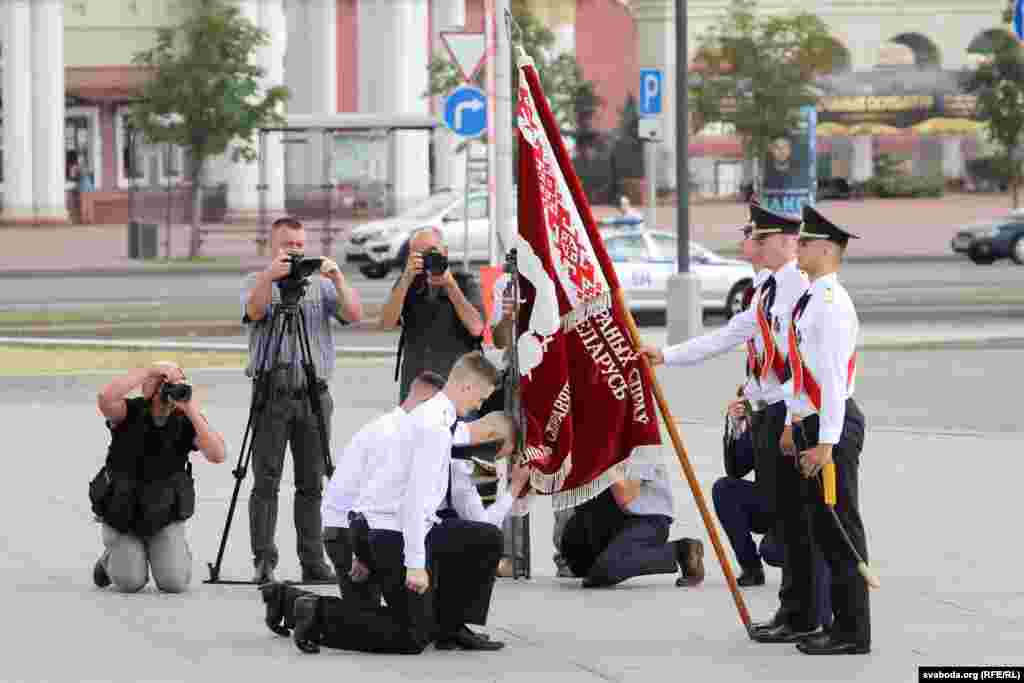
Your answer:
[786,205,870,656]
[264,352,509,655]
[641,203,823,641]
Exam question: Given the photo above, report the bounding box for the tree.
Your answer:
[689,0,842,192]
[130,0,289,257]
[963,31,1024,207]
[426,1,598,131]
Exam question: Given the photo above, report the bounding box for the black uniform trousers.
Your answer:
[755,401,820,631]
[323,526,383,610]
[559,489,678,586]
[427,516,504,635]
[305,518,502,654]
[799,401,870,646]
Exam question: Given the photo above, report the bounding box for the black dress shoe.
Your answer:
[750,611,787,632]
[301,563,337,584]
[435,625,505,651]
[797,633,870,655]
[259,582,291,637]
[292,596,321,654]
[674,538,705,587]
[750,623,819,643]
[93,553,111,588]
[737,566,765,587]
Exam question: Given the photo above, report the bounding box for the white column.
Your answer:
[850,135,874,183]
[1,0,35,223]
[31,0,68,223]
[941,136,963,180]
[432,0,466,193]
[360,0,429,213]
[306,0,338,195]
[227,0,287,219]
[632,0,676,190]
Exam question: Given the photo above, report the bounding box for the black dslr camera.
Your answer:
[285,252,324,282]
[422,249,449,276]
[160,382,192,402]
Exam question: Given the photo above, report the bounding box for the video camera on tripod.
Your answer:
[278,253,325,304]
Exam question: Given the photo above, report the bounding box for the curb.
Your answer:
[4,334,1022,356]
[0,336,398,359]
[0,255,964,278]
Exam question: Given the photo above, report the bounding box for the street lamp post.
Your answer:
[666,0,702,344]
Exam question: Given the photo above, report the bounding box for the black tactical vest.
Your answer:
[90,397,196,537]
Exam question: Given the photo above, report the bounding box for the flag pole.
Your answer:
[614,289,753,633]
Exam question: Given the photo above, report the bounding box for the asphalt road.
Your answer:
[4,259,1024,324]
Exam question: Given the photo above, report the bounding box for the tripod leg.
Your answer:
[207,379,265,583]
[207,306,286,584]
[295,309,335,479]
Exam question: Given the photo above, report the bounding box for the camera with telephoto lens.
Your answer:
[422,249,449,276]
[160,382,192,402]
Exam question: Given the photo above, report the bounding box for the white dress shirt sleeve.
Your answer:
[400,421,449,569]
[490,274,508,325]
[816,306,856,445]
[662,306,758,366]
[450,463,515,527]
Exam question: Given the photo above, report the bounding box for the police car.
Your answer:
[599,218,755,318]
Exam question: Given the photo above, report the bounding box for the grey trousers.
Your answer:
[101,522,191,593]
[249,391,333,569]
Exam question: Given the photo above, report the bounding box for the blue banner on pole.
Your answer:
[761,105,817,217]
[1015,0,1024,41]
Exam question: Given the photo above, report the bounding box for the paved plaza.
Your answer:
[3,348,1022,682]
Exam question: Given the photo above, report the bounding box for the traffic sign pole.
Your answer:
[638,69,663,232]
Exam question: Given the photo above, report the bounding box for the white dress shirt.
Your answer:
[442,459,517,526]
[344,391,458,569]
[663,260,808,407]
[741,268,773,404]
[321,407,405,528]
[491,273,510,326]
[786,273,859,444]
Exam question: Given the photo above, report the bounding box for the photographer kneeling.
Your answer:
[380,227,485,402]
[90,362,226,593]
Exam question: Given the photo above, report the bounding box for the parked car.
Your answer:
[600,224,754,317]
[951,211,1024,265]
[345,190,495,279]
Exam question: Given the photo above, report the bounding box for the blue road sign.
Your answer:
[443,86,487,138]
[1015,0,1024,41]
[639,69,662,116]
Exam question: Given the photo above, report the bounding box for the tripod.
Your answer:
[206,276,335,585]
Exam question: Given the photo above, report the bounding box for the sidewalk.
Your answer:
[1,193,1012,275]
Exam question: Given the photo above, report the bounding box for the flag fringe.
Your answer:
[560,292,612,333]
[549,458,630,512]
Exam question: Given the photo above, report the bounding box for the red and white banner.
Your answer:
[514,55,661,509]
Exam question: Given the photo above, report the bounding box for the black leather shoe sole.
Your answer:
[797,634,870,655]
[751,626,820,643]
[93,559,111,588]
[259,582,290,637]
[292,596,321,654]
[435,632,505,651]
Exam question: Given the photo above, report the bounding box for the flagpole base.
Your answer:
[666,273,703,345]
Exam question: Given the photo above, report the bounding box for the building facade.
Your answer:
[0,0,1011,224]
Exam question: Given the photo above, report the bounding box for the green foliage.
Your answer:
[129,0,290,177]
[862,174,944,198]
[425,3,598,130]
[963,31,1024,206]
[690,0,841,178]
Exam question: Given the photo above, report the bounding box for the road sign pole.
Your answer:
[645,141,657,227]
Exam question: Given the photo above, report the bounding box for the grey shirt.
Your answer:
[241,273,343,385]
[396,272,484,401]
[623,462,675,520]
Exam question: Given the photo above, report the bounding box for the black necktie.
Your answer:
[760,275,777,324]
[443,419,458,512]
[793,290,812,321]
